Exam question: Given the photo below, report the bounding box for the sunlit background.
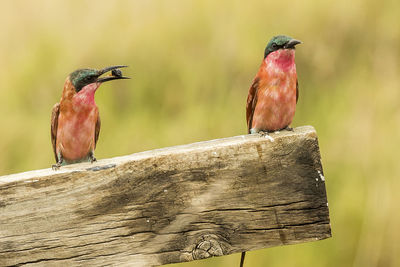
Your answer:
[1,0,399,266]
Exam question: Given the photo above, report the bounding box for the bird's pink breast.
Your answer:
[251,49,297,131]
[57,84,99,161]
[57,108,97,161]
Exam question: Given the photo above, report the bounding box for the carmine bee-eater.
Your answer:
[51,66,129,169]
[241,35,301,267]
[246,35,302,134]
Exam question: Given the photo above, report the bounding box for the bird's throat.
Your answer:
[75,82,101,105]
[265,49,296,73]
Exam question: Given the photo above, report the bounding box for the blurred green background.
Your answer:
[1,0,399,266]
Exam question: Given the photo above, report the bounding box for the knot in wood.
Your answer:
[192,235,223,260]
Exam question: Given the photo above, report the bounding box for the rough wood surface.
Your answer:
[0,126,331,267]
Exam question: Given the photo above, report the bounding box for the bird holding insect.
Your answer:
[51,65,129,169]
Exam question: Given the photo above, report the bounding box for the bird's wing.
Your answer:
[51,103,60,162]
[94,113,101,149]
[296,79,299,103]
[246,77,260,133]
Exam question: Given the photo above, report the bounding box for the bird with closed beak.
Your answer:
[242,35,301,267]
[246,35,302,135]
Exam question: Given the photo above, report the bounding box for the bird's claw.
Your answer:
[285,126,294,131]
[90,156,97,163]
[52,163,61,171]
[250,128,271,137]
[258,130,269,137]
[88,151,97,163]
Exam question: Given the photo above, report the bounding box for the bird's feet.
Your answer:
[258,130,269,137]
[250,128,275,141]
[89,151,97,163]
[256,130,275,142]
[52,153,63,170]
[250,128,269,136]
[284,126,294,131]
[52,163,61,170]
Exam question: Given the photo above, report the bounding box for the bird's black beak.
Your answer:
[284,39,302,49]
[96,65,130,83]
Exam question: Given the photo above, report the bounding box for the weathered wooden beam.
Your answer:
[0,126,330,267]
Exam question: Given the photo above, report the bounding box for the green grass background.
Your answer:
[1,1,399,266]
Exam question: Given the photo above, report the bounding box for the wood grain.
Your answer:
[0,126,331,266]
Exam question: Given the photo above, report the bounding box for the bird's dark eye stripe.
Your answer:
[83,76,96,82]
[272,43,281,49]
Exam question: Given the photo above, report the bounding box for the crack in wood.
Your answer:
[12,252,91,266]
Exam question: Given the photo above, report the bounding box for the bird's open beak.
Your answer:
[284,39,302,49]
[96,65,130,83]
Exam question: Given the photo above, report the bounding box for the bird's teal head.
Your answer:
[264,35,302,59]
[69,65,129,92]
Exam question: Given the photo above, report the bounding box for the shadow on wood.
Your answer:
[0,126,331,267]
